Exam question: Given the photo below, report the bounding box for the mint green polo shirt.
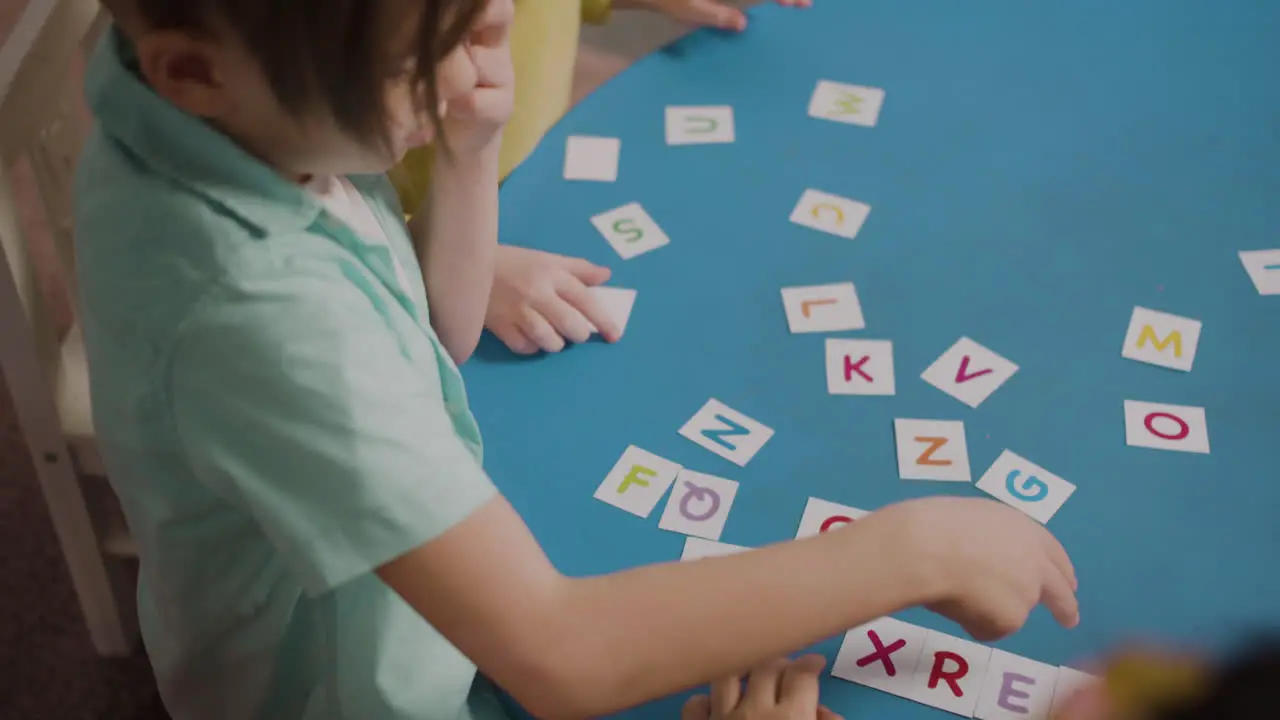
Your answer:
[74,29,509,720]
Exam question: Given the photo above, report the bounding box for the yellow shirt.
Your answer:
[388,0,613,212]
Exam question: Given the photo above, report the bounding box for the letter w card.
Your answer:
[975,451,1076,525]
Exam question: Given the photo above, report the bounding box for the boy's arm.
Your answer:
[410,141,502,366]
[378,494,1079,719]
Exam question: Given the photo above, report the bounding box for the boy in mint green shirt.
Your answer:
[79,1,1079,718]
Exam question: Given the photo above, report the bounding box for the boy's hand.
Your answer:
[441,0,516,156]
[870,497,1080,642]
[486,246,620,354]
[682,655,843,720]
[616,0,811,32]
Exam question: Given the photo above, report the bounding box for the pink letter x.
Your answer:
[844,355,872,383]
[855,630,907,676]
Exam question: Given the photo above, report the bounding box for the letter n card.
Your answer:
[678,398,774,467]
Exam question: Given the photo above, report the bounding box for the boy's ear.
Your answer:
[133,31,231,119]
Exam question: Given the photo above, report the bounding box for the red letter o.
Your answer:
[820,515,854,533]
[1145,412,1189,440]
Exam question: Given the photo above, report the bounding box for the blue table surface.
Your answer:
[463,1,1280,717]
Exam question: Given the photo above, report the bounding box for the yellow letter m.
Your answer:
[1137,325,1183,357]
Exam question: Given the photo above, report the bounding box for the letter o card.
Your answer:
[975,649,1058,720]
[791,189,871,240]
[975,451,1076,525]
[591,202,670,260]
[906,631,992,717]
[832,617,928,699]
[827,338,896,395]
[795,497,869,539]
[593,446,681,518]
[894,419,971,482]
[658,470,739,541]
[1121,306,1202,372]
[1124,400,1210,454]
[921,337,1019,409]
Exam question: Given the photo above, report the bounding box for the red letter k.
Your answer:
[855,630,907,676]
[845,355,873,383]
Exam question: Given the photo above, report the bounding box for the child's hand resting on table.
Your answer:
[682,655,842,720]
[615,0,812,33]
[486,246,621,354]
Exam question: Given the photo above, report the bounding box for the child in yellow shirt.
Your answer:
[390,0,811,356]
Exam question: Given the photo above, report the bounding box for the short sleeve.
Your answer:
[582,0,612,25]
[168,254,496,596]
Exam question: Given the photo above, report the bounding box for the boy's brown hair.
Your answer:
[104,0,488,148]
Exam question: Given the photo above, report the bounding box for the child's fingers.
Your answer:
[668,0,748,31]
[742,658,789,708]
[817,706,844,720]
[775,0,813,7]
[681,694,712,720]
[490,321,539,355]
[561,257,612,286]
[557,283,620,342]
[777,655,825,709]
[516,309,566,353]
[536,294,594,346]
[1040,556,1081,629]
[709,673,743,715]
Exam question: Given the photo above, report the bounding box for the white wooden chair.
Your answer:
[0,0,137,656]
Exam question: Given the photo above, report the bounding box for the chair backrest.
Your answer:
[1,0,105,395]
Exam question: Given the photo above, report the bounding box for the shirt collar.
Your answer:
[84,26,322,234]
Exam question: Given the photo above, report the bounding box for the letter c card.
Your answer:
[795,497,870,539]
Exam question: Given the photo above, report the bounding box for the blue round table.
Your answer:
[464,2,1280,717]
